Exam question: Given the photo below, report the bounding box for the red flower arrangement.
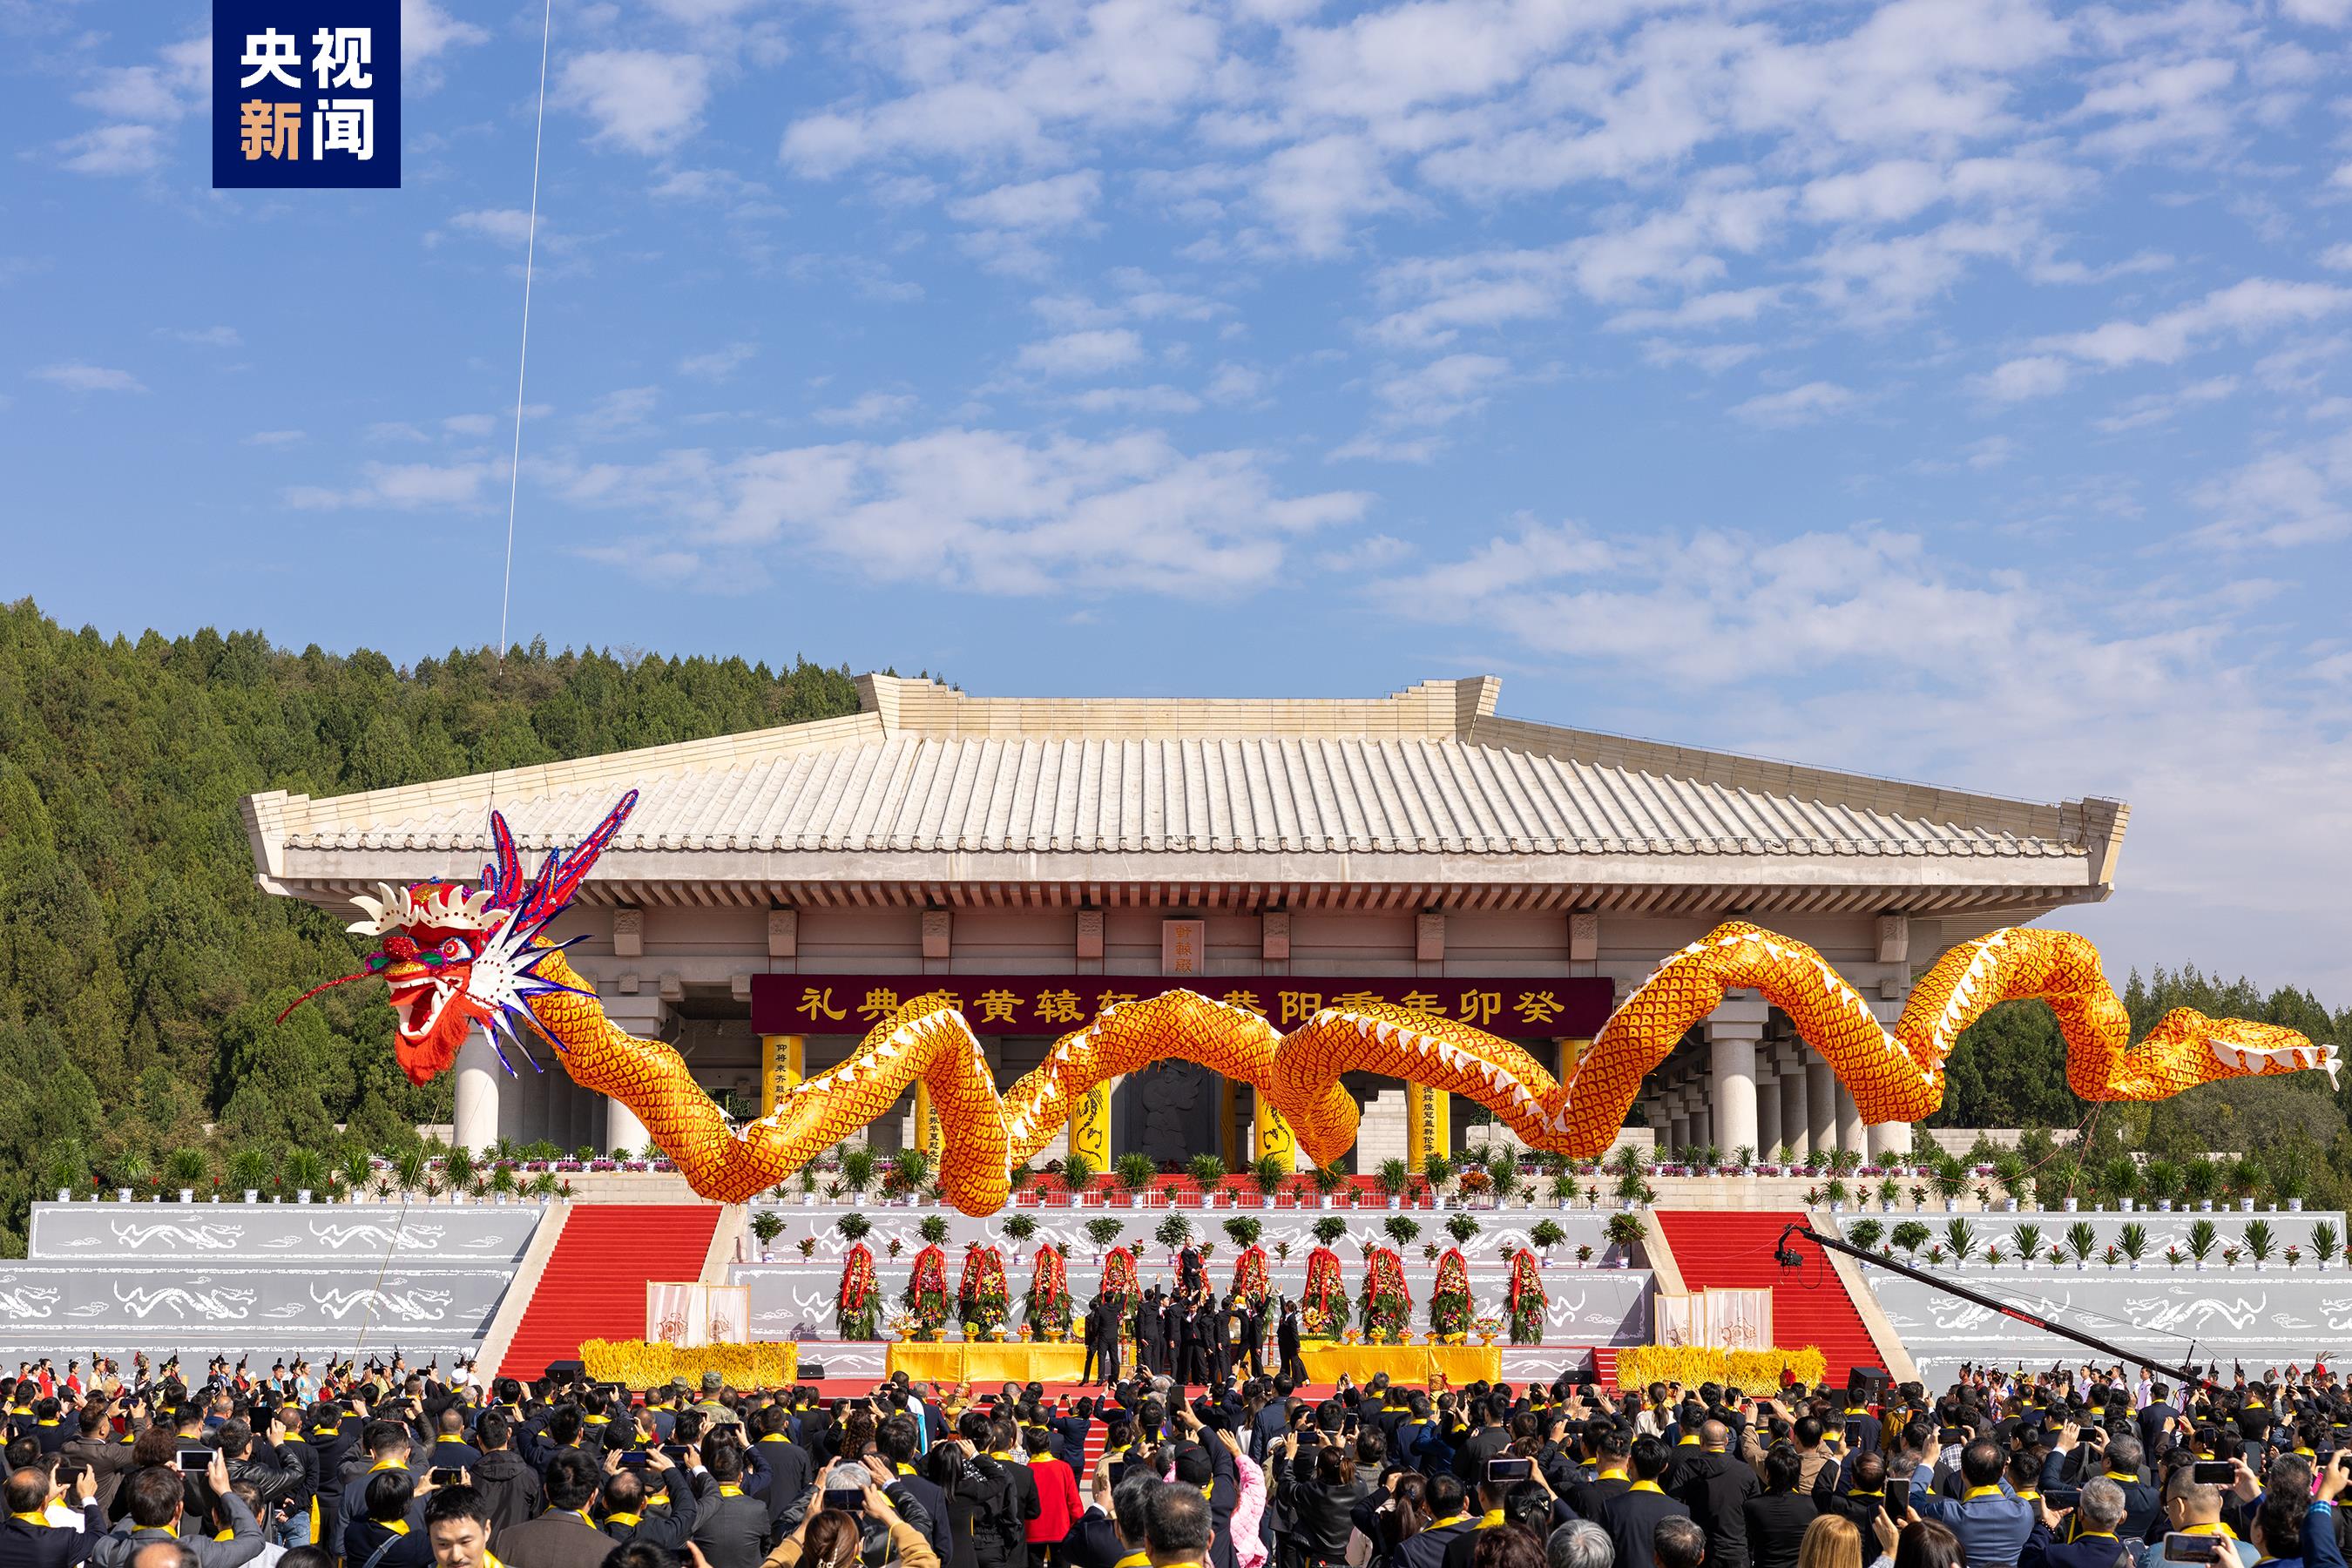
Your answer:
[1506,1248,1547,1344]
[1301,1245,1348,1335]
[1359,1246,1413,1342]
[1429,1247,1471,1340]
[1025,1245,1071,1335]
[902,1243,951,1341]
[1101,1247,1141,1313]
[958,1243,1010,1335]
[837,1241,881,1339]
[1231,1243,1269,1302]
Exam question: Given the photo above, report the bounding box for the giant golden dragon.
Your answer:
[285,793,2337,1213]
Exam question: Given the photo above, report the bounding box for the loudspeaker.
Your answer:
[799,1362,827,1380]
[1849,1367,1889,1394]
[546,1360,586,1383]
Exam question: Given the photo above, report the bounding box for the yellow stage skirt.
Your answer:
[1297,1344,1502,1385]
[884,1342,1091,1385]
[578,1340,797,1388]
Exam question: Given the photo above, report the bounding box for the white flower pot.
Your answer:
[2291,1199,2305,1212]
[178,1189,193,1203]
[2241,1200,2255,1212]
[1388,1198,1401,1211]
[244,1189,260,1203]
[2065,1199,2078,1212]
[2120,1199,2135,1212]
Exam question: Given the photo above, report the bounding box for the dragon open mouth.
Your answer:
[393,978,457,1041]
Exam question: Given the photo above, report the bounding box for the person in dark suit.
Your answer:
[1188,1297,1219,1388]
[876,1416,950,1566]
[1278,1300,1306,1385]
[742,1405,812,1540]
[1165,1295,1189,1387]
[2024,1477,2135,1568]
[1240,1296,1267,1380]
[689,1439,772,1568]
[1179,1246,1206,1298]
[1136,1292,1165,1378]
[1603,1437,1693,1568]
[1673,1420,1761,1568]
[1081,1298,1106,1386]
[593,1456,694,1554]
[1396,1474,1477,1568]
[0,1463,104,1568]
[491,1453,608,1568]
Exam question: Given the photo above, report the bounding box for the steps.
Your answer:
[1653,1210,1881,1387]
[499,1204,721,1381]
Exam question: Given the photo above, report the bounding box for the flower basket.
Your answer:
[1506,1249,1547,1344]
[902,1244,952,1340]
[957,1243,1011,1335]
[837,1241,882,1338]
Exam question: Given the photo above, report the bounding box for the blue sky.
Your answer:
[5,0,2350,1002]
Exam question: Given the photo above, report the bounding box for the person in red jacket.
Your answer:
[1022,1426,1083,1567]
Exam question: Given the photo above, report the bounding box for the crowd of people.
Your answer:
[3,1352,2352,1568]
[1077,1250,1308,1388]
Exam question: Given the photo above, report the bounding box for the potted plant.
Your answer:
[1890,1220,1930,1262]
[2182,1158,2220,1211]
[2288,1244,2304,1269]
[2065,1221,2096,1269]
[796,1234,818,1260]
[1187,1153,1227,1205]
[1383,1214,1421,1252]
[1550,1171,1578,1209]
[2187,1218,2219,1269]
[1245,1152,1284,1208]
[1992,1151,2028,1211]
[2140,1159,2180,1212]
[1876,1178,1901,1213]
[836,1211,873,1243]
[2011,1223,2043,1267]
[1931,1154,1968,1212]
[2314,1220,2341,1268]
[2118,1221,2146,1269]
[1423,1152,1456,1210]
[2245,1218,2275,1270]
[1940,1217,1976,1266]
[2226,1156,2261,1212]
[1824,1178,1849,1213]
[1848,1219,1885,1254]
[2044,1155,2082,1212]
[841,1146,877,1202]
[1313,1214,1348,1249]
[1444,1212,1482,1250]
[2099,1156,2140,1213]
[1085,1217,1125,1260]
[1529,1218,1565,1260]
[1060,1151,1097,1206]
[1604,1211,1645,1266]
[1575,1243,1594,1267]
[1377,1159,1413,1211]
[2274,1166,2308,1213]
[1003,1212,1038,1263]
[1115,1152,1159,1208]
[1224,1215,1262,1250]
[751,1209,785,1260]
[919,1213,950,1247]
[1310,1162,1348,1209]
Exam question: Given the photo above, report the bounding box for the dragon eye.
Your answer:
[440,938,469,961]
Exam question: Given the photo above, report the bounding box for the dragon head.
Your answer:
[279,792,639,1085]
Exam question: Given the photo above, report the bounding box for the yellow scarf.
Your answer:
[382,1520,410,1537]
[1477,1510,1507,1529]
[1113,1553,1151,1568]
[1429,1515,1471,1530]
[717,1484,743,1498]
[605,1512,642,1528]
[10,1513,47,1527]
[1630,1480,1665,1495]
[1963,1486,2007,1501]
[1598,1468,1628,1482]
[2184,1523,2240,1539]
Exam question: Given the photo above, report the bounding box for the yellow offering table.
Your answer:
[884,1342,1090,1384]
[1297,1343,1501,1385]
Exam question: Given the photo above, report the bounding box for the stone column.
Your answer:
[1755,1072,1781,1160]
[1706,991,1767,1160]
[1835,1084,1865,1159]
[1806,1057,1837,1159]
[453,1029,500,1154]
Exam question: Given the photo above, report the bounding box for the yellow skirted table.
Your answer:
[579,1340,797,1387]
[1298,1344,1502,1385]
[884,1342,1090,1384]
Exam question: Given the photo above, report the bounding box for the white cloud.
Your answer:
[157,326,240,348]
[2186,422,2352,548]
[561,51,713,154]
[1970,354,2072,402]
[30,362,146,394]
[1729,381,1855,427]
[52,125,166,176]
[1016,328,1145,377]
[243,429,306,447]
[679,342,758,381]
[284,461,497,510]
[948,172,1102,230]
[2037,278,2352,370]
[1204,363,1268,404]
[1068,385,1204,415]
[443,413,497,437]
[814,392,919,427]
[437,210,544,248]
[403,0,490,78]
[2092,375,2238,433]
[553,427,1372,598]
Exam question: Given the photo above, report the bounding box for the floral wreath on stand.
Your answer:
[837,1240,881,1340]
[1506,1249,1547,1345]
[958,1242,1010,1337]
[902,1244,950,1342]
[1301,1245,1348,1337]
[1101,1247,1141,1315]
[1024,1245,1072,1338]
[1359,1246,1413,1344]
[1429,1247,1472,1342]
[1232,1243,1270,1304]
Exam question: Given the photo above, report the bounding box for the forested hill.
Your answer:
[0,597,867,1249]
[0,596,2346,1254]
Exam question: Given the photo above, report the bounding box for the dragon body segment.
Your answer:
[287,794,2337,1215]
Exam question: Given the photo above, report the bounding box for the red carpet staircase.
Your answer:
[501,1204,721,1381]
[1654,1210,1883,1386]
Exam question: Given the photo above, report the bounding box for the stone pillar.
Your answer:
[1254,1102,1299,1171]
[1407,1083,1448,1172]
[453,1029,500,1154]
[1865,990,1912,1163]
[1069,1082,1111,1175]
[1220,1078,1240,1172]
[1835,1083,1865,1159]
[1806,1057,1837,1158]
[760,1035,805,1116]
[1754,1072,1781,1161]
[1706,992,1767,1160]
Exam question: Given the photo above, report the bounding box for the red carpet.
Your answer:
[1653,1210,1882,1387]
[501,1204,721,1381]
